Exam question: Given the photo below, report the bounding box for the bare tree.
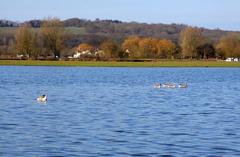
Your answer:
[41,18,64,58]
[15,25,34,58]
[179,27,205,59]
[216,33,240,58]
[100,40,119,59]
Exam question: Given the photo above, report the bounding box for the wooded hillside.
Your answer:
[0,18,239,60]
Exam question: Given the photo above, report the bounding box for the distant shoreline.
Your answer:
[0,60,240,67]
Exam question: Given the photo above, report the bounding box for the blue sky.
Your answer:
[1,0,240,30]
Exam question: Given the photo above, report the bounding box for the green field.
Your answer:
[0,60,240,67]
[65,27,86,35]
[0,27,17,35]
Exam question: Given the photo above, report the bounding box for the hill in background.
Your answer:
[0,18,237,46]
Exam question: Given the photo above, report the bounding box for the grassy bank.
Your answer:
[0,60,240,67]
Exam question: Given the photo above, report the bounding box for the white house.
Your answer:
[16,54,24,59]
[68,50,93,59]
[73,52,81,58]
[225,57,239,62]
[225,58,233,62]
[233,58,239,62]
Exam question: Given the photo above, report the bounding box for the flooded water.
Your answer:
[0,66,240,156]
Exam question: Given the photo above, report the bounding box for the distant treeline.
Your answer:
[0,18,240,60]
[0,18,230,43]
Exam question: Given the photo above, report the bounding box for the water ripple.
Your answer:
[0,67,240,156]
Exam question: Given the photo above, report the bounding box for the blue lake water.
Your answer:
[0,66,240,157]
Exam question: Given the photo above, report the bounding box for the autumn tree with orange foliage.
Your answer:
[156,39,176,59]
[138,38,158,58]
[76,43,94,52]
[216,33,240,58]
[100,40,119,58]
[121,36,141,58]
[122,36,177,59]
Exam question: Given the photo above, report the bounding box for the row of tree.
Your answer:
[15,18,64,59]
[76,27,240,60]
[180,27,240,59]
[6,18,240,60]
[121,36,176,59]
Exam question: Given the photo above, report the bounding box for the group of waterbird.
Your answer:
[36,83,187,103]
[153,83,188,89]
